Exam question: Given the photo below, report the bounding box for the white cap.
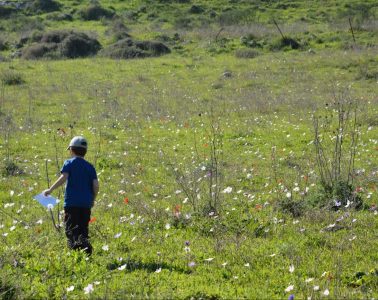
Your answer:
[67,136,88,150]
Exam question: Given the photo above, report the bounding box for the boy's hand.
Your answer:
[43,189,52,197]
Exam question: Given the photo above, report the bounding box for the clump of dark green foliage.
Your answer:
[1,71,25,85]
[21,30,101,59]
[79,3,115,21]
[1,160,24,176]
[101,38,170,59]
[25,0,62,14]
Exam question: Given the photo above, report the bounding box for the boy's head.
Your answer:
[67,136,88,157]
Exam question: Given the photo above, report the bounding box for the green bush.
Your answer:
[269,37,301,51]
[1,160,24,176]
[59,32,101,58]
[26,0,62,14]
[1,71,25,86]
[79,4,115,21]
[21,31,101,59]
[0,5,16,18]
[0,38,8,51]
[101,38,170,59]
[235,49,260,59]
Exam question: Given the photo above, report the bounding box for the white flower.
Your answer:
[286,192,292,198]
[246,173,252,179]
[289,265,295,273]
[36,219,43,225]
[165,223,171,230]
[66,286,74,292]
[84,284,94,294]
[118,264,127,271]
[293,187,300,192]
[10,190,14,197]
[102,245,109,251]
[222,187,233,193]
[204,257,214,262]
[114,232,122,238]
[313,286,320,291]
[222,262,228,267]
[305,278,314,283]
[285,285,294,292]
[323,289,330,296]
[155,267,162,273]
[10,226,16,231]
[175,190,182,194]
[244,263,250,267]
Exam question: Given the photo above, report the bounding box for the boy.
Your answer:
[44,136,99,256]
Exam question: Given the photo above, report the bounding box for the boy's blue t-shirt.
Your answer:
[61,157,97,208]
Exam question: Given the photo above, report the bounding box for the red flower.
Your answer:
[124,197,129,204]
[255,204,262,211]
[88,217,96,224]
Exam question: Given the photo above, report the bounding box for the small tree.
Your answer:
[312,94,362,209]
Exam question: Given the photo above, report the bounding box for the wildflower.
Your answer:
[165,223,171,230]
[289,265,295,273]
[285,285,294,292]
[66,286,75,292]
[102,245,109,251]
[204,257,214,262]
[84,284,94,294]
[313,286,320,291]
[10,190,14,197]
[305,278,314,283]
[288,295,294,300]
[222,262,228,267]
[188,261,196,267]
[155,267,162,273]
[10,226,16,231]
[223,187,233,193]
[244,263,250,267]
[124,198,129,204]
[36,219,43,225]
[118,264,127,271]
[184,246,190,253]
[323,289,329,296]
[88,217,96,223]
[185,241,190,246]
[286,192,292,198]
[114,232,122,239]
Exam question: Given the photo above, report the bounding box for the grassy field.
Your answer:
[0,0,378,299]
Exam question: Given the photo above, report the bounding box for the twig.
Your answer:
[273,19,285,39]
[348,18,356,44]
[215,28,224,42]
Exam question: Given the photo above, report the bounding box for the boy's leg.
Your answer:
[64,207,81,250]
[77,207,92,256]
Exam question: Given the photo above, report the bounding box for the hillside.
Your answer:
[0,0,377,299]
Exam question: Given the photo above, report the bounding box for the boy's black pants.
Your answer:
[64,207,92,256]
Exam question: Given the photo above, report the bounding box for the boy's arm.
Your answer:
[43,173,68,196]
[92,179,99,207]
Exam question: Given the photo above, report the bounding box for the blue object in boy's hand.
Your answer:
[34,193,59,208]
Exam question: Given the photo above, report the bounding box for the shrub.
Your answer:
[189,5,204,14]
[1,160,24,176]
[21,43,58,59]
[240,34,263,48]
[235,49,259,59]
[1,71,25,86]
[79,4,115,20]
[26,0,62,14]
[40,30,69,43]
[59,32,101,58]
[21,31,101,59]
[0,279,17,300]
[276,197,305,217]
[0,5,16,18]
[101,38,170,59]
[269,36,300,51]
[0,38,8,51]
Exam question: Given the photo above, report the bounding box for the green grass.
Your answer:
[0,0,378,299]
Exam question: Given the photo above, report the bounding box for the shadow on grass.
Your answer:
[107,259,190,274]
